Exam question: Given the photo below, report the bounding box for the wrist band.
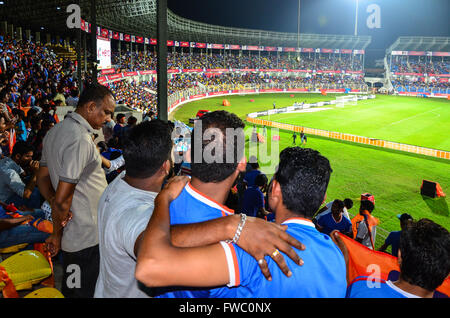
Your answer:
[226,213,247,244]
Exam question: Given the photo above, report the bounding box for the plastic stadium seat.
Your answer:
[0,243,28,254]
[24,287,64,298]
[0,250,52,292]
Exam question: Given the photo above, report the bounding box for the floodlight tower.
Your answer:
[354,0,359,36]
[297,0,301,61]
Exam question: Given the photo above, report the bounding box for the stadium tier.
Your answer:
[386,36,450,96]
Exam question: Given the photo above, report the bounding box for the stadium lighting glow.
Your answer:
[354,0,359,36]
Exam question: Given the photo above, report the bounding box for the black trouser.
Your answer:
[61,244,100,298]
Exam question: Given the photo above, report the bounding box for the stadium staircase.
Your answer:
[384,56,395,92]
[46,44,86,70]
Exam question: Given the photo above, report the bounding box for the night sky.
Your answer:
[168,0,450,67]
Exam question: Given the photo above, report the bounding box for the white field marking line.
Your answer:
[386,107,442,127]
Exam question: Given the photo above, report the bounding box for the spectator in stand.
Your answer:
[12,108,27,142]
[316,199,352,237]
[0,141,41,209]
[30,117,55,161]
[345,218,450,298]
[66,88,80,107]
[135,147,347,298]
[0,205,49,249]
[113,113,126,142]
[241,173,269,218]
[37,84,115,298]
[314,198,352,224]
[378,213,413,257]
[352,200,379,250]
[102,114,115,143]
[244,159,262,187]
[123,115,137,135]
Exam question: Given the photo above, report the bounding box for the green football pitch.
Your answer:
[170,93,450,247]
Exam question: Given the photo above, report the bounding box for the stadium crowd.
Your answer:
[112,50,364,73]
[390,56,450,93]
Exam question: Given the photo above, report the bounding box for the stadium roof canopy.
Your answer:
[1,0,371,49]
[386,36,450,53]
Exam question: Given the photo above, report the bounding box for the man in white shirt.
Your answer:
[95,120,308,298]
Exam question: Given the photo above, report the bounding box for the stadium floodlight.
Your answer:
[354,0,359,36]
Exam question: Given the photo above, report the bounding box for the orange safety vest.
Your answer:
[351,210,379,240]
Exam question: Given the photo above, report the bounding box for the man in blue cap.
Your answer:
[378,213,413,257]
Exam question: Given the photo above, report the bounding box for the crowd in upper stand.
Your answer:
[112,50,364,73]
[389,56,450,93]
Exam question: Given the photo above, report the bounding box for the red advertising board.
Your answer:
[139,70,157,75]
[247,45,260,51]
[167,40,174,46]
[206,69,229,72]
[190,94,208,99]
[260,89,283,93]
[287,88,309,92]
[136,37,144,44]
[108,74,123,80]
[321,49,333,53]
[208,91,229,96]
[258,69,283,72]
[394,72,423,76]
[180,41,190,47]
[229,45,241,50]
[301,48,314,53]
[341,49,353,54]
[123,34,131,42]
[265,47,277,51]
[167,69,180,73]
[100,68,115,75]
[112,32,120,40]
[182,69,203,73]
[210,44,225,49]
[288,69,311,73]
[283,47,296,52]
[124,72,139,77]
[317,70,342,74]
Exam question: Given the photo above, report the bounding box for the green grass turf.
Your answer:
[171,93,450,247]
[263,95,450,151]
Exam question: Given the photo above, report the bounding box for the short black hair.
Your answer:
[11,141,33,157]
[360,200,375,213]
[254,173,268,188]
[343,198,353,209]
[190,110,245,183]
[399,219,450,292]
[274,147,332,217]
[116,113,125,121]
[77,84,115,108]
[332,199,345,212]
[122,120,173,179]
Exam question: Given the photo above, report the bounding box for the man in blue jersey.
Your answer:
[378,213,412,257]
[316,199,352,237]
[241,173,269,218]
[136,147,348,298]
[343,218,450,298]
[141,111,305,297]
